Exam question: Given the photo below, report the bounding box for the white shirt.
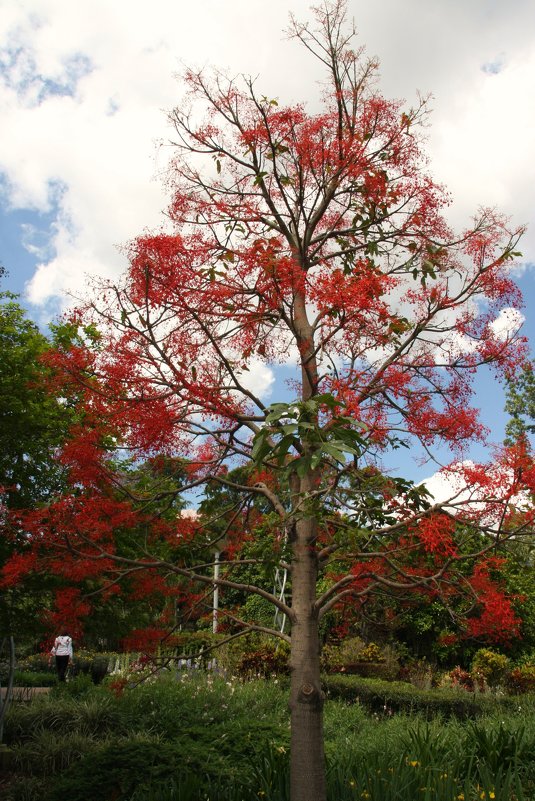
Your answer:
[52,635,73,658]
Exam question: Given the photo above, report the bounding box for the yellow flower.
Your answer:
[360,793,370,799]
[409,760,420,767]
[489,794,495,799]
[349,780,355,788]
[457,795,465,801]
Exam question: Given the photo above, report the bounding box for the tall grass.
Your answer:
[3,675,535,800]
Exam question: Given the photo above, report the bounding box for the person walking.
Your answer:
[51,632,73,682]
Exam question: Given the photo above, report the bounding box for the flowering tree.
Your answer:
[3,3,534,799]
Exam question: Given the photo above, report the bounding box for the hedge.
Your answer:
[322,675,529,719]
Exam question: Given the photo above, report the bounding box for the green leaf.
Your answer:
[295,456,311,478]
[310,451,324,470]
[321,444,347,464]
[280,423,298,435]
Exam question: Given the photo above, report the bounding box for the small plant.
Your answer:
[358,643,385,663]
[336,636,365,664]
[2,775,47,801]
[405,658,437,690]
[464,719,527,774]
[320,643,344,673]
[471,648,509,688]
[507,663,535,694]
[444,666,475,692]
[234,642,289,679]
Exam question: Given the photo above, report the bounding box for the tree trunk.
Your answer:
[289,513,326,801]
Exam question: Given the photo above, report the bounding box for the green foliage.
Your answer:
[0,294,76,643]
[322,636,366,669]
[323,675,521,719]
[10,730,100,777]
[46,736,239,801]
[4,692,119,745]
[500,540,535,657]
[3,775,47,801]
[233,640,290,679]
[10,671,56,687]
[504,363,535,444]
[5,675,535,800]
[358,643,385,663]
[471,648,510,687]
[251,394,367,479]
[53,673,109,699]
[321,638,400,680]
[464,719,527,775]
[0,293,72,509]
[15,654,55,673]
[507,663,535,694]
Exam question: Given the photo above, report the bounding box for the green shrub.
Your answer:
[321,642,344,672]
[463,719,527,774]
[47,735,243,801]
[4,689,119,744]
[358,643,385,663]
[10,730,97,776]
[5,672,535,800]
[10,671,56,687]
[322,638,401,679]
[52,674,97,699]
[3,775,48,801]
[16,654,54,674]
[323,675,520,719]
[16,651,119,675]
[471,648,509,688]
[4,697,84,744]
[440,666,476,692]
[320,636,366,672]
[507,663,535,694]
[234,642,289,679]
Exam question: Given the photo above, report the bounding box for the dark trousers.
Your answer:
[55,655,69,682]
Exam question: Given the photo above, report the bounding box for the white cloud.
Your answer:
[236,359,275,402]
[0,0,534,316]
[490,307,525,341]
[420,465,470,507]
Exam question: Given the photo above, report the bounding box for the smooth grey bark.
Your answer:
[289,496,326,801]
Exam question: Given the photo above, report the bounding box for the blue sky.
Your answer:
[1,0,534,487]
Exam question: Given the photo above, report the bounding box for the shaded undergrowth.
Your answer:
[3,674,535,800]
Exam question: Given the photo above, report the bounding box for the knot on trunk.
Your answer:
[297,681,322,705]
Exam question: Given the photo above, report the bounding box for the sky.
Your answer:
[1,0,534,487]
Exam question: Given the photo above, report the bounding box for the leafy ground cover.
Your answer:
[2,674,535,800]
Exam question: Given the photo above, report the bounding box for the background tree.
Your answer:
[4,3,534,800]
[0,292,75,644]
[505,362,535,445]
[0,293,70,508]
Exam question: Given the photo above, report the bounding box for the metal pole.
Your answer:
[212,551,220,634]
